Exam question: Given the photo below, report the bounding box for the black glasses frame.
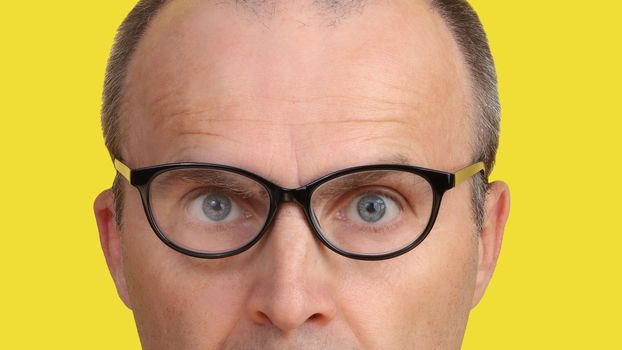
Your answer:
[113,159,484,261]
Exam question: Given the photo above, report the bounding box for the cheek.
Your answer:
[335,194,478,348]
[119,189,249,348]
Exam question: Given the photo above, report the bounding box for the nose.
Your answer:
[246,203,337,333]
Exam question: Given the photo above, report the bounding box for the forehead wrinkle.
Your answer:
[150,90,422,120]
[274,93,421,109]
[176,131,245,146]
[158,113,418,128]
[147,88,424,128]
[147,110,246,147]
[147,104,424,138]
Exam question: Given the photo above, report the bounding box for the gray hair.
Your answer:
[101,0,500,231]
[429,0,500,232]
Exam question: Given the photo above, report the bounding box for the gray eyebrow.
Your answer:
[158,169,263,198]
[313,168,429,201]
[376,153,414,166]
[313,171,395,200]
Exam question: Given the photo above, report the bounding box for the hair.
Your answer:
[428,0,500,233]
[101,0,500,232]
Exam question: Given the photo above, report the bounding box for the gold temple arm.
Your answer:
[114,159,132,182]
[454,162,485,187]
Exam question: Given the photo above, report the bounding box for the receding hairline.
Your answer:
[102,0,499,231]
[108,0,476,158]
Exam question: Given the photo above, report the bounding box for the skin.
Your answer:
[94,0,510,348]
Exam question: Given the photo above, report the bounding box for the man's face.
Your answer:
[95,0,509,348]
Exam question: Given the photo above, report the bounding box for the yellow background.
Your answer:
[1,1,620,348]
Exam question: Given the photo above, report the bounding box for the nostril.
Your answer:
[307,313,330,326]
[252,311,273,326]
[308,313,320,321]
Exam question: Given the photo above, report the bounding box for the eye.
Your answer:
[188,192,241,223]
[345,192,400,224]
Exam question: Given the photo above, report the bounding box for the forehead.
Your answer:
[121,0,473,185]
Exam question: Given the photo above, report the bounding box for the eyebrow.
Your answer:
[376,153,414,166]
[313,171,396,200]
[159,169,263,198]
[313,163,430,200]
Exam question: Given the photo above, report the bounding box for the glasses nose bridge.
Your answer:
[279,186,310,208]
[269,186,316,240]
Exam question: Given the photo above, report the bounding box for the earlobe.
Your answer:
[471,181,510,308]
[94,189,133,309]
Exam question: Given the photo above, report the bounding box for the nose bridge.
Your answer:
[262,185,321,268]
[272,186,318,252]
[246,199,336,332]
[264,187,323,278]
[269,200,316,258]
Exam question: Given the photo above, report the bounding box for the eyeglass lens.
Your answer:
[310,170,433,255]
[150,168,271,254]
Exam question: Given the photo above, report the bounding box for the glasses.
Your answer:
[113,159,484,261]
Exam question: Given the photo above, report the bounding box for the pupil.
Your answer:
[365,202,377,214]
[357,195,386,223]
[202,193,231,221]
[210,200,223,211]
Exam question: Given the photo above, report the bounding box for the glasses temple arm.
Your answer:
[453,162,485,187]
[114,159,132,182]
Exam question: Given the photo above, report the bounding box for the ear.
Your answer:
[471,181,510,308]
[94,189,132,309]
